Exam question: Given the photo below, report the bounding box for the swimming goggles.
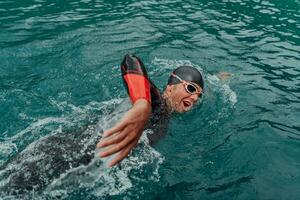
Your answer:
[171,73,202,96]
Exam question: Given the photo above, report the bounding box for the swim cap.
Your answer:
[167,66,204,89]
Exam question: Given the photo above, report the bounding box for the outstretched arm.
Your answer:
[97,54,152,167]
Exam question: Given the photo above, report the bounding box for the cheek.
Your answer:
[172,88,188,103]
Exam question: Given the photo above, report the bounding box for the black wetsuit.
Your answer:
[0,54,170,194]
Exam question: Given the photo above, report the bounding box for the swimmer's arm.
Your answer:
[121,54,152,104]
[96,98,151,167]
[96,54,152,167]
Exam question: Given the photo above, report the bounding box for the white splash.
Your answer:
[0,98,164,199]
[207,74,237,106]
[152,57,197,70]
[44,99,164,198]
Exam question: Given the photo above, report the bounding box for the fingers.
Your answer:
[99,133,135,158]
[103,120,127,137]
[96,127,129,148]
[108,138,138,167]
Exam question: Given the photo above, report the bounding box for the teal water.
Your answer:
[1,0,300,199]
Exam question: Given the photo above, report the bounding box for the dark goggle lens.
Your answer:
[186,84,197,93]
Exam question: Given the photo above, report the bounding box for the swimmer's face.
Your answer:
[164,83,202,113]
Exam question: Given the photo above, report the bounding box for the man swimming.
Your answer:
[0,54,204,194]
[97,54,204,167]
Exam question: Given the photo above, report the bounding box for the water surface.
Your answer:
[0,0,300,199]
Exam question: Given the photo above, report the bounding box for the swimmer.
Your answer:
[97,54,204,167]
[0,54,204,194]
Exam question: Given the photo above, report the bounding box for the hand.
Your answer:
[96,99,151,167]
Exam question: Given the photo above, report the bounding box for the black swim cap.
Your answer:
[168,66,204,89]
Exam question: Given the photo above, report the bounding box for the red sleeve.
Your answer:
[123,74,151,104]
[121,54,151,104]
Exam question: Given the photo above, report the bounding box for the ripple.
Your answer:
[1,0,300,198]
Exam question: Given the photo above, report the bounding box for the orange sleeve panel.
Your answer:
[123,74,151,104]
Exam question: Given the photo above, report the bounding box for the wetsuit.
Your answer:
[0,54,170,194]
[121,54,170,145]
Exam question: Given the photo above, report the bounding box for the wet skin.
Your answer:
[163,83,203,113]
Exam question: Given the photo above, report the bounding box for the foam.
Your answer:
[44,133,164,198]
[0,117,67,165]
[152,57,197,70]
[44,100,164,198]
[207,74,237,106]
[0,98,164,199]
[0,98,125,163]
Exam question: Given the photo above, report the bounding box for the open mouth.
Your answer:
[182,100,192,110]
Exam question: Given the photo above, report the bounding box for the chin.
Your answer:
[182,108,191,113]
[181,104,193,112]
[175,107,188,113]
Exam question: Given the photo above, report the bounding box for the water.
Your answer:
[0,0,299,199]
